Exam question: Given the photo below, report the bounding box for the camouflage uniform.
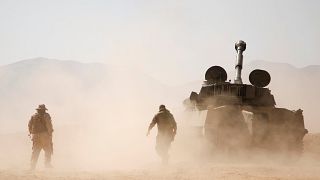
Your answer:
[28,104,53,169]
[148,105,177,163]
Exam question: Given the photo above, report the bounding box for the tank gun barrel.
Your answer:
[234,40,246,84]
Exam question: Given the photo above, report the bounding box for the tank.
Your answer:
[185,40,308,157]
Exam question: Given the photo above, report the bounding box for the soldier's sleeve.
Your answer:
[45,114,54,135]
[148,114,158,131]
[28,116,33,134]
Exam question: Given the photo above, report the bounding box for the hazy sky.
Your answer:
[0,0,319,84]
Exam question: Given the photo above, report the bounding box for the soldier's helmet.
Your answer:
[159,104,166,111]
[36,104,48,111]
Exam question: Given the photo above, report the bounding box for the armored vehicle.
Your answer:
[185,40,308,157]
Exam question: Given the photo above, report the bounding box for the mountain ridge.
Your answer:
[0,58,319,133]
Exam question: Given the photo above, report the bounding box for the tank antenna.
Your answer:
[234,40,246,84]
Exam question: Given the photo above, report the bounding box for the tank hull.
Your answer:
[204,105,307,156]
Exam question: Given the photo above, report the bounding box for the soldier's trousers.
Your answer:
[31,132,52,168]
[155,134,173,161]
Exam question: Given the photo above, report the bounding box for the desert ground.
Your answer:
[1,133,320,180]
[1,161,320,180]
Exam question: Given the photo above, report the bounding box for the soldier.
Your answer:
[28,104,54,170]
[147,105,177,164]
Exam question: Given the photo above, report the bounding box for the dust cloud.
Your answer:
[0,61,204,172]
[1,60,320,179]
[0,63,162,170]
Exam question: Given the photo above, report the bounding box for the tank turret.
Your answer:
[189,40,275,110]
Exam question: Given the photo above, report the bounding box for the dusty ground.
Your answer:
[1,133,320,180]
[1,162,320,180]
